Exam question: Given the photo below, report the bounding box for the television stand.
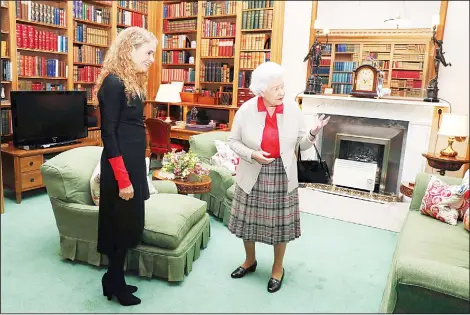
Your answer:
[1,138,100,204]
[20,140,79,150]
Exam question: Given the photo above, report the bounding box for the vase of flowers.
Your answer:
[160,150,210,182]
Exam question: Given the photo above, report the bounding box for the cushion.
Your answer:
[210,140,240,175]
[458,170,469,220]
[419,176,466,226]
[143,194,207,249]
[226,183,236,200]
[90,157,157,206]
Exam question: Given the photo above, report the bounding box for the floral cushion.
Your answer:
[210,140,240,175]
[458,170,469,219]
[419,176,467,226]
[90,157,157,206]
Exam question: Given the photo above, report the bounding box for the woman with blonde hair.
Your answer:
[228,61,329,293]
[94,27,157,306]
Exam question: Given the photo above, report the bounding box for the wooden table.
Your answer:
[400,181,415,198]
[152,169,211,194]
[422,152,470,176]
[1,139,99,204]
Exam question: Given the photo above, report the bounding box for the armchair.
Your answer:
[40,146,210,282]
[189,131,236,222]
[145,118,184,160]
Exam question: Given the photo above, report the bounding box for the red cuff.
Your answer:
[108,156,132,189]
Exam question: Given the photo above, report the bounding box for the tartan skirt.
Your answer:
[228,158,301,245]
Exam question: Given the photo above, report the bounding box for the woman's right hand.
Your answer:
[119,184,134,201]
[251,151,275,165]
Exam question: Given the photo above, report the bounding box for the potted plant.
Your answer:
[160,150,210,182]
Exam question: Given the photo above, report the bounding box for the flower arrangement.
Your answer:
[160,150,210,181]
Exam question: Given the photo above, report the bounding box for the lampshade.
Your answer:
[438,114,469,137]
[155,83,181,103]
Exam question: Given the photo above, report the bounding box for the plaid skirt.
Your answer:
[228,158,301,245]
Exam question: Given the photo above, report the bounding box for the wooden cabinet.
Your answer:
[1,139,99,204]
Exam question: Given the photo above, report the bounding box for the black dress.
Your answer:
[97,74,150,255]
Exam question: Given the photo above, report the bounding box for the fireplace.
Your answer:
[319,115,408,194]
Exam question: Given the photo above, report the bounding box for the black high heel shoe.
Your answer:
[102,274,141,306]
[102,273,137,294]
[267,268,285,293]
[231,261,257,278]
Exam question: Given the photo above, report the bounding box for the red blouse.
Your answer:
[257,97,284,159]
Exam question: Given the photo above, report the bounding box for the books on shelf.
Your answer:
[119,1,148,14]
[73,65,100,83]
[200,62,233,83]
[240,51,270,69]
[73,45,104,64]
[16,1,66,27]
[162,68,195,83]
[164,1,197,18]
[203,1,237,15]
[162,51,193,64]
[201,39,234,57]
[73,1,111,25]
[241,33,269,50]
[18,55,67,78]
[164,19,197,33]
[118,9,147,28]
[162,35,192,49]
[242,1,274,9]
[202,20,235,37]
[242,10,272,29]
[74,23,109,46]
[16,24,68,52]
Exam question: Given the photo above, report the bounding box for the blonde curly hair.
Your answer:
[95,27,157,101]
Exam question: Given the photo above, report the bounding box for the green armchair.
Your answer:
[40,146,211,282]
[189,131,236,223]
[380,172,469,313]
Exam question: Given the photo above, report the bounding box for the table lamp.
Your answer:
[155,83,181,123]
[438,113,469,157]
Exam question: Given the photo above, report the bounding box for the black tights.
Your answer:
[107,248,127,289]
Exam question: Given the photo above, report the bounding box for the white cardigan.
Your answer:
[228,96,314,194]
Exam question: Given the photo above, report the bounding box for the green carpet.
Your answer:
[1,189,398,313]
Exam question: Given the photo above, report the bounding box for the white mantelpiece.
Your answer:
[299,94,449,184]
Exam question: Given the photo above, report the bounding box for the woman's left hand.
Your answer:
[310,114,330,136]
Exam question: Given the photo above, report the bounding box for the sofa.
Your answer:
[380,172,469,313]
[40,146,210,282]
[189,131,236,224]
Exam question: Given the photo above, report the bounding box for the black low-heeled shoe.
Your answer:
[267,268,285,293]
[230,261,257,278]
[102,273,138,295]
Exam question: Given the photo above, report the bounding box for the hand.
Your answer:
[119,184,134,201]
[310,114,330,136]
[251,150,275,165]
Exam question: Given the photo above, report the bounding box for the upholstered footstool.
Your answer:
[40,146,210,282]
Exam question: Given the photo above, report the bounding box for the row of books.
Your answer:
[238,71,252,88]
[391,70,422,80]
[15,0,66,27]
[390,79,422,89]
[16,24,68,53]
[242,1,274,9]
[393,54,425,62]
[18,56,67,78]
[241,34,270,50]
[333,61,357,72]
[331,73,353,83]
[200,62,233,83]
[201,39,234,57]
[163,19,197,33]
[75,86,94,102]
[162,68,195,83]
[391,89,423,98]
[73,1,111,25]
[392,61,423,70]
[74,23,110,46]
[332,84,352,95]
[242,10,273,30]
[317,67,330,75]
[1,40,7,57]
[319,58,331,66]
[1,60,11,81]
[118,10,148,28]
[321,44,332,55]
[162,35,192,49]
[336,44,359,53]
[119,1,148,14]
[86,130,103,146]
[73,65,100,83]
[202,20,236,37]
[0,109,12,136]
[163,2,198,18]
[394,44,426,54]
[363,52,390,60]
[203,1,237,16]
[18,80,66,91]
[239,52,270,69]
[162,51,192,65]
[73,45,104,65]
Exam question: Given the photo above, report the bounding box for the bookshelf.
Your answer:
[308,29,433,98]
[149,0,285,140]
[0,0,149,147]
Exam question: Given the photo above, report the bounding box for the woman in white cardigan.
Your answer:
[228,61,330,293]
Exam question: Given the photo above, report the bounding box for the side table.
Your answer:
[152,169,211,195]
[422,152,470,176]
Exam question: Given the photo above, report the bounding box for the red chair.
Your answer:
[145,118,184,162]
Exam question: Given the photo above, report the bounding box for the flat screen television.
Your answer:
[10,91,88,149]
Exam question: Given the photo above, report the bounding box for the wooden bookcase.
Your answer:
[307,29,433,98]
[148,0,285,140]
[0,0,149,147]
